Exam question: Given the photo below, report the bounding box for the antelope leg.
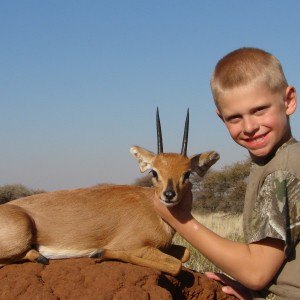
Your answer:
[98,247,182,276]
[163,244,190,263]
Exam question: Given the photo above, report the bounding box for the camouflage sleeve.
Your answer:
[248,171,300,256]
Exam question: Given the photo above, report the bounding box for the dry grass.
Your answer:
[172,211,244,273]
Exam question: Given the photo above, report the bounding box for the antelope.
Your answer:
[0,109,219,276]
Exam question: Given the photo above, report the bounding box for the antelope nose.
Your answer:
[164,190,176,200]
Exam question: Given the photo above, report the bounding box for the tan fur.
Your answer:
[0,147,219,275]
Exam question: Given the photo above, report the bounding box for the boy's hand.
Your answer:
[205,272,252,300]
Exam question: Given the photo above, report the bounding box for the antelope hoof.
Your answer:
[90,249,104,258]
[35,255,49,265]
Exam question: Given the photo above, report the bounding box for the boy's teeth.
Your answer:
[252,137,263,142]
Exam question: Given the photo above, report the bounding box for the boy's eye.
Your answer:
[254,106,268,115]
[226,116,241,124]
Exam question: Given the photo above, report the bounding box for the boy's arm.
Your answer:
[178,217,285,290]
[153,191,285,291]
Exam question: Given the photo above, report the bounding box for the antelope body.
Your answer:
[0,110,219,275]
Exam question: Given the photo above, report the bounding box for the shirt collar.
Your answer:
[252,137,298,167]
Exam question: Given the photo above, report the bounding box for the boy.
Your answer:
[153,48,299,299]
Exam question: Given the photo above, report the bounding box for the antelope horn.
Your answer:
[156,107,163,153]
[181,109,189,156]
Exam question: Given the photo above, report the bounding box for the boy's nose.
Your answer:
[242,117,259,134]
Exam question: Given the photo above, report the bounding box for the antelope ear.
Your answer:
[130,146,156,173]
[190,151,220,177]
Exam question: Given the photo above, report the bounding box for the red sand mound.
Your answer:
[0,258,235,299]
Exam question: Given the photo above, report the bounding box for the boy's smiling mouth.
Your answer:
[249,136,264,143]
[244,133,269,148]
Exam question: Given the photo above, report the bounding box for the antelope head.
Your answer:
[131,108,220,207]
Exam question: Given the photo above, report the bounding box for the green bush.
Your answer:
[193,159,251,214]
[0,184,45,204]
[132,174,153,187]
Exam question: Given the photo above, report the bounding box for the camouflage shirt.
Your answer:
[243,138,300,299]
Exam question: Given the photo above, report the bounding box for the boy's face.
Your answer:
[216,83,297,161]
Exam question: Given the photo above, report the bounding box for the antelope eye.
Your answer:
[183,171,191,182]
[151,170,158,179]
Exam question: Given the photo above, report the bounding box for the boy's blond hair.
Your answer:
[211,47,288,108]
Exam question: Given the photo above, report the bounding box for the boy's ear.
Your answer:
[216,109,225,122]
[285,86,297,116]
[130,146,155,173]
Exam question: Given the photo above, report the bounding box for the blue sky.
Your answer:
[1,1,300,191]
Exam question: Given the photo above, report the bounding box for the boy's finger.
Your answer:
[205,272,225,283]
